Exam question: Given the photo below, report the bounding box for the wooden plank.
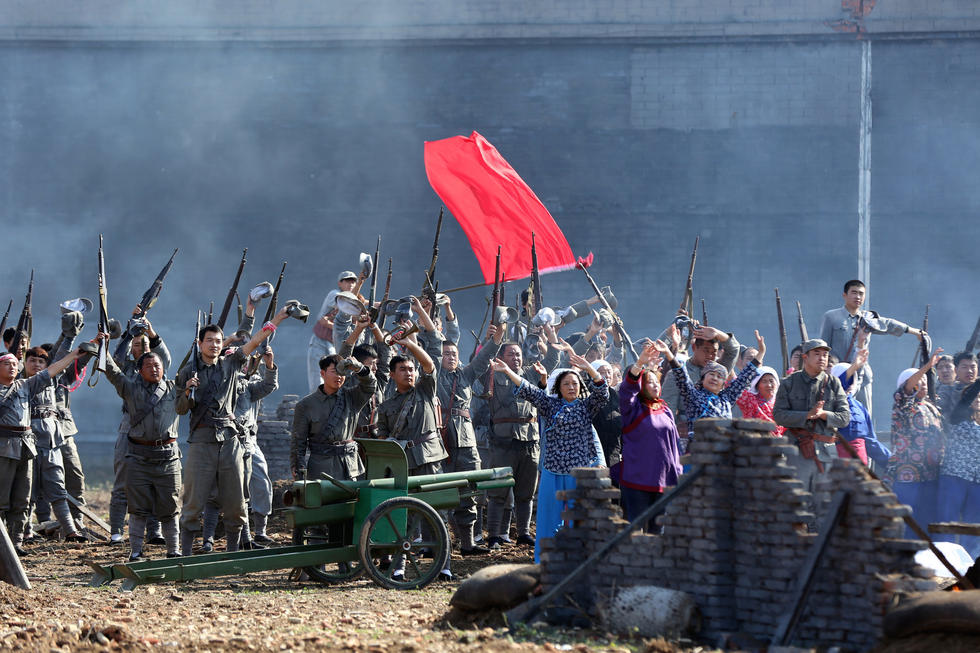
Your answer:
[928,521,980,536]
[0,520,30,590]
[771,490,849,648]
[66,495,111,534]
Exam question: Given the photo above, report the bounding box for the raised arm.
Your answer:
[241,306,289,357]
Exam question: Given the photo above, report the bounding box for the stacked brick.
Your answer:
[254,394,298,483]
[539,417,937,650]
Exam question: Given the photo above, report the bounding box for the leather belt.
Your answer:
[788,428,837,444]
[450,408,471,419]
[492,416,534,425]
[0,424,31,436]
[404,432,439,448]
[355,424,378,435]
[128,436,177,447]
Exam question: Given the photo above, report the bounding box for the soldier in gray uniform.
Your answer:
[105,346,183,561]
[338,315,389,437]
[0,346,82,555]
[434,323,503,555]
[773,338,852,513]
[291,351,375,482]
[239,348,278,546]
[201,346,278,552]
[176,306,289,556]
[24,342,87,542]
[108,318,171,544]
[485,324,560,550]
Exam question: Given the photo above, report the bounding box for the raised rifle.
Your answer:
[796,301,809,343]
[965,315,980,354]
[700,298,708,326]
[248,261,286,372]
[482,248,503,399]
[577,262,638,362]
[376,258,393,330]
[0,299,12,344]
[530,233,543,318]
[235,291,244,325]
[775,288,789,374]
[368,235,381,317]
[10,271,33,358]
[208,301,214,325]
[189,310,201,400]
[679,236,699,316]
[918,305,936,402]
[113,247,178,361]
[89,236,110,386]
[217,248,247,330]
[422,208,443,319]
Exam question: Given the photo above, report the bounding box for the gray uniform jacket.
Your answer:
[176,347,248,442]
[436,338,501,450]
[376,368,445,466]
[773,370,851,439]
[234,365,279,441]
[29,338,76,451]
[0,369,51,460]
[660,334,740,421]
[819,307,910,363]
[487,344,560,443]
[105,355,180,447]
[291,368,376,474]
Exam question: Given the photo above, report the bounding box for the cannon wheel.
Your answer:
[358,496,450,590]
[291,525,364,584]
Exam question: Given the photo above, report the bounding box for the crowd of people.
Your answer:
[1,265,978,579]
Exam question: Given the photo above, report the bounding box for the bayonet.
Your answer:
[700,298,708,327]
[376,258,393,330]
[422,208,443,318]
[679,236,699,315]
[217,248,247,330]
[530,233,543,318]
[368,235,381,316]
[10,270,33,357]
[89,237,110,386]
[966,315,980,354]
[0,299,12,344]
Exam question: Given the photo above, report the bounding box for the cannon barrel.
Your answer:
[287,466,514,509]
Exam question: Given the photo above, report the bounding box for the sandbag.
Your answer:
[450,564,540,611]
[884,591,980,638]
[600,585,701,638]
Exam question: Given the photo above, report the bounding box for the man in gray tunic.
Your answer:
[819,279,922,418]
[176,306,289,555]
[291,351,375,482]
[485,324,560,550]
[773,339,851,512]
[0,347,82,555]
[434,323,504,555]
[108,317,171,544]
[105,348,183,560]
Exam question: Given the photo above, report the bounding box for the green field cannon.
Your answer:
[87,438,514,591]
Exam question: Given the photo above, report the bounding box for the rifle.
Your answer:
[965,315,980,354]
[235,291,244,325]
[9,271,34,359]
[113,247,178,361]
[251,261,286,364]
[422,209,443,319]
[376,258,393,330]
[89,236,110,386]
[530,233,543,317]
[679,236,699,315]
[796,301,809,343]
[918,305,936,402]
[189,310,201,400]
[0,299,12,344]
[208,301,214,325]
[577,263,638,362]
[217,248,247,330]
[482,248,503,399]
[368,235,381,317]
[775,288,789,375]
[700,298,708,326]
[470,296,492,361]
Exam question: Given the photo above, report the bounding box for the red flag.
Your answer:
[424,131,580,285]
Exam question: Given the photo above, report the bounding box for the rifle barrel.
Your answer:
[217,248,247,330]
[775,288,789,375]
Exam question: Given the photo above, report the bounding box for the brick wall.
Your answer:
[539,418,936,649]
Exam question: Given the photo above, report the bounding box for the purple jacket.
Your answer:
[618,372,683,492]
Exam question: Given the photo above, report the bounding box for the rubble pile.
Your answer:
[255,394,298,482]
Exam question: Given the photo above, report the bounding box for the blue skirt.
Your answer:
[534,469,578,563]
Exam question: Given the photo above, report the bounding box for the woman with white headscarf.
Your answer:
[884,349,944,538]
[735,365,784,437]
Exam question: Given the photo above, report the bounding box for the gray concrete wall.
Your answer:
[1,3,978,440]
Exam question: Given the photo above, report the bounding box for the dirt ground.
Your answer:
[1,486,693,652]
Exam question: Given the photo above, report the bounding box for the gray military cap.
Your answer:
[802,338,831,354]
[337,270,357,283]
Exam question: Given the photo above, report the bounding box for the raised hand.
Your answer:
[754,330,766,360]
[805,400,825,421]
[566,350,590,371]
[490,358,512,374]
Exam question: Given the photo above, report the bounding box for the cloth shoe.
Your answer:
[516,534,535,547]
[486,536,504,550]
[65,532,88,543]
[166,552,183,559]
[253,534,274,545]
[200,540,214,554]
[128,552,145,562]
[146,535,167,546]
[460,545,490,556]
[109,533,124,545]
[436,569,454,582]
